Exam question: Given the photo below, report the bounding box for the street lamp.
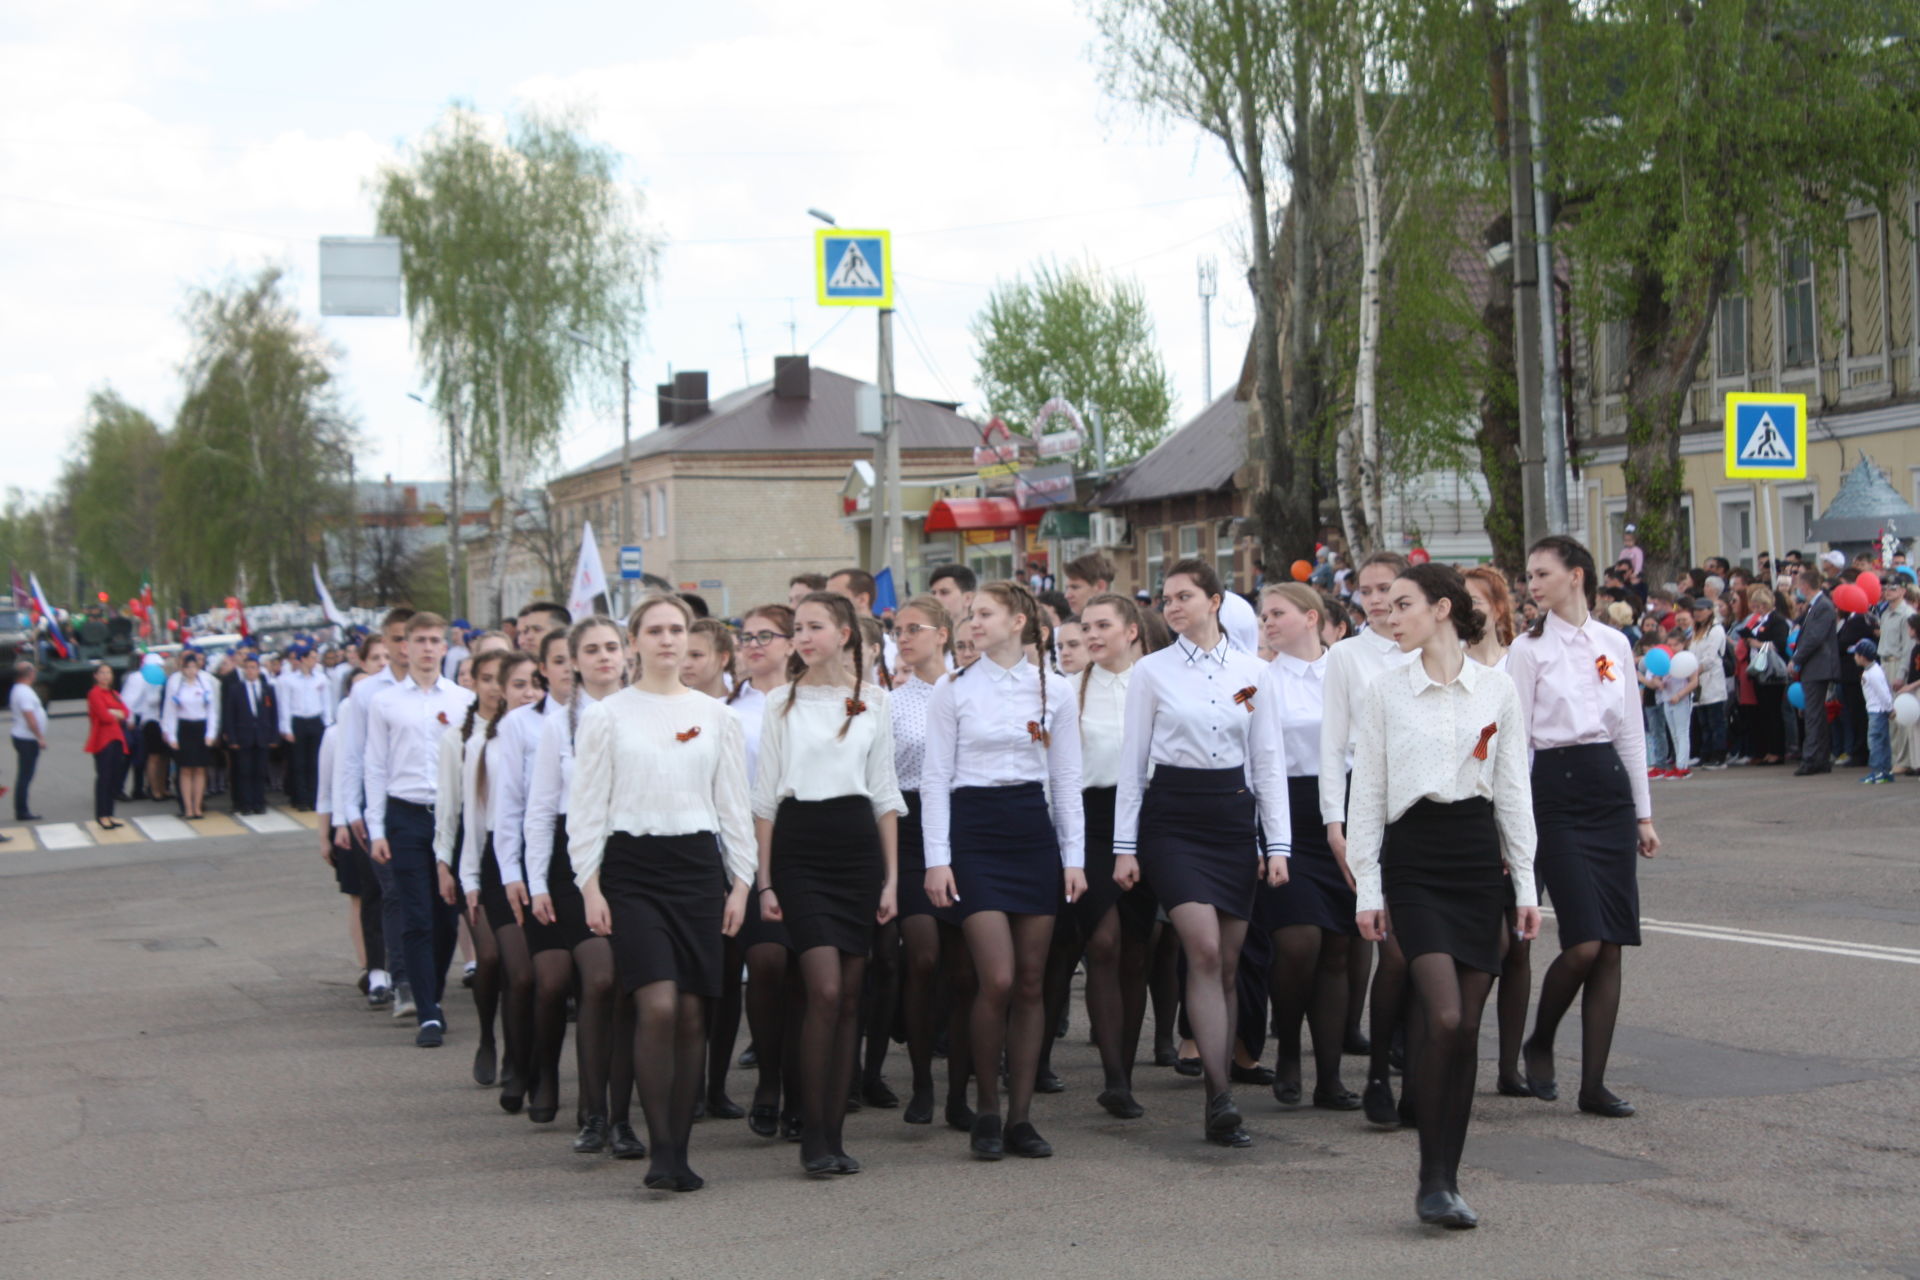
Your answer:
[567,329,635,617]
[806,208,837,227]
[409,391,464,620]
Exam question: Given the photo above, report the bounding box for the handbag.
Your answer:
[1749,638,1788,684]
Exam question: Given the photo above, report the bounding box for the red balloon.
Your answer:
[1858,572,1882,601]
[166,618,180,631]
[1290,559,1313,582]
[224,596,239,608]
[1833,584,1870,614]
[1407,547,1432,565]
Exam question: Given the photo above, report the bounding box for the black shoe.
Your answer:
[1522,1037,1559,1101]
[1272,1080,1303,1107]
[528,1104,558,1124]
[1004,1120,1052,1158]
[802,1153,840,1177]
[1496,1076,1534,1098]
[1204,1091,1245,1146]
[644,1170,682,1191]
[1096,1088,1144,1119]
[1578,1091,1636,1118]
[1174,1056,1203,1078]
[903,1090,934,1125]
[738,1044,758,1069]
[747,1105,780,1137]
[1793,763,1831,776]
[692,1097,708,1120]
[357,970,371,996]
[610,1121,647,1159]
[1055,1009,1070,1039]
[1343,1031,1372,1056]
[472,1044,497,1088]
[1231,1063,1277,1086]
[672,1170,705,1192]
[945,1097,976,1132]
[1398,1096,1417,1129]
[829,1153,862,1175]
[1033,1068,1066,1095]
[1312,1085,1363,1111]
[1153,1045,1178,1068]
[706,1093,745,1120]
[1418,1189,1476,1228]
[862,1077,900,1109]
[1362,1078,1398,1127]
[970,1113,1004,1160]
[781,1111,803,1142]
[414,1020,445,1048]
[842,1089,861,1114]
[572,1115,610,1153]
[17,813,42,822]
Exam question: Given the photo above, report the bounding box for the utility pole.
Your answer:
[618,356,633,618]
[1198,257,1218,402]
[446,404,463,618]
[1529,9,1568,536]
[1508,23,1548,547]
[878,309,905,595]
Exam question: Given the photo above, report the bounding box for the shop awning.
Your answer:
[1036,509,1090,540]
[923,497,1044,533]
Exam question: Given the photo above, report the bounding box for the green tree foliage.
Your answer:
[161,267,355,605]
[969,258,1174,465]
[61,389,166,600]
[0,490,64,594]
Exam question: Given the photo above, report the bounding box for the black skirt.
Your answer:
[1139,765,1260,921]
[950,782,1061,919]
[737,871,793,951]
[1382,797,1508,975]
[477,833,517,933]
[601,830,727,997]
[174,719,210,768]
[1261,775,1358,935]
[529,816,594,954]
[332,835,364,897]
[142,720,169,757]
[770,795,884,955]
[1533,743,1642,947]
[895,790,937,919]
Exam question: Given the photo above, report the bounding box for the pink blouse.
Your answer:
[1505,610,1652,820]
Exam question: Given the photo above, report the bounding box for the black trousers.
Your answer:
[1840,681,1868,761]
[11,737,38,819]
[231,743,269,813]
[350,832,386,971]
[126,722,148,798]
[93,742,127,820]
[1800,677,1833,769]
[289,716,324,808]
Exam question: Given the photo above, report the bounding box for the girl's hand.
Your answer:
[876,880,898,926]
[531,893,556,926]
[1112,855,1140,892]
[1264,855,1290,888]
[722,881,750,937]
[436,862,459,906]
[506,881,529,927]
[1637,819,1661,857]
[1514,906,1542,941]
[332,825,351,850]
[924,866,958,910]
[760,887,784,923]
[585,883,612,936]
[465,889,482,929]
[1357,909,1389,942]
[1063,867,1088,905]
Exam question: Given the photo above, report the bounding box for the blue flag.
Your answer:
[872,567,897,616]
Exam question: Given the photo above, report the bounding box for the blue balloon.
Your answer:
[1789,626,1801,647]
[141,663,166,686]
[1643,648,1672,678]
[1788,682,1807,710]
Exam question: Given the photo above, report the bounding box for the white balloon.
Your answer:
[1896,693,1920,728]
[1669,651,1700,680]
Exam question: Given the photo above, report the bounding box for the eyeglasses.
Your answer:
[738,631,791,648]
[898,623,943,637]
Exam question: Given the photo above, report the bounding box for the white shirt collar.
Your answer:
[1407,653,1482,695]
[1087,663,1128,689]
[1176,635,1232,667]
[981,656,1028,684]
[1274,648,1329,677]
[1544,608,1595,642]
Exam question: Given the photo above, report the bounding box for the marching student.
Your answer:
[319,671,374,992]
[278,644,333,811]
[572,593,755,1193]
[1509,535,1659,1120]
[1345,562,1539,1230]
[923,580,1084,1161]
[160,649,221,821]
[754,591,904,1176]
[336,613,414,1013]
[221,652,278,816]
[1113,560,1288,1149]
[684,618,749,1120]
[364,612,474,1048]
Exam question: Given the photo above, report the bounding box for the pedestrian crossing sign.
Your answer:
[1725,392,1806,480]
[816,229,892,307]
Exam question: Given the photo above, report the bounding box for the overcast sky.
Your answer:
[1,0,1253,498]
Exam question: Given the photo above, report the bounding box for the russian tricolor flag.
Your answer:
[28,572,69,659]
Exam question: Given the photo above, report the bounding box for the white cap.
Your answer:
[1822,549,1847,570]
[1624,523,1637,534]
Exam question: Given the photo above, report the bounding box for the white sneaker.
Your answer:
[393,984,416,1019]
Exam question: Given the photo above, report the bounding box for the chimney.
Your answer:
[672,371,709,425]
[657,384,675,427]
[774,354,812,400]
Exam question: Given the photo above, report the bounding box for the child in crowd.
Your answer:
[1855,638,1895,784]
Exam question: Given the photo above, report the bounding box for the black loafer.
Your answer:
[1033,1068,1066,1095]
[829,1153,862,1174]
[572,1115,610,1153]
[1231,1063,1277,1087]
[1272,1081,1303,1107]
[781,1111,804,1142]
[1312,1086,1363,1111]
[472,1045,497,1088]
[1496,1077,1534,1098]
[1004,1120,1052,1158]
[610,1121,647,1159]
[970,1113,1004,1160]
[1362,1078,1398,1127]
[1174,1057,1204,1078]
[1418,1189,1474,1228]
[1447,1191,1479,1228]
[1343,1031,1371,1056]
[747,1104,780,1137]
[862,1078,900,1108]
[1578,1093,1636,1118]
[672,1170,705,1192]
[802,1153,839,1177]
[706,1094,745,1120]
[903,1090,934,1125]
[945,1097,977,1132]
[1096,1088,1144,1119]
[1204,1091,1245,1145]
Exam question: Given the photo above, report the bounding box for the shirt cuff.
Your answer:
[923,844,952,869]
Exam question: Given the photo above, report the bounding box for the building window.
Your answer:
[1781,491,1817,553]
[1604,321,1628,393]
[653,486,668,537]
[638,491,650,539]
[1783,237,1816,369]
[1178,525,1201,560]
[1145,528,1166,589]
[1717,491,1754,568]
[1717,273,1747,379]
[1215,523,1236,591]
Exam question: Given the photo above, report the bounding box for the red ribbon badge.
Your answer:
[1595,655,1617,683]
[1233,685,1258,712]
[1026,719,1051,746]
[1471,722,1498,761]
[436,710,449,725]
[845,697,867,717]
[675,726,701,743]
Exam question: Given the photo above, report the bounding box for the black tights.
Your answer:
[744,943,798,1120]
[963,911,1052,1123]
[1037,922,1083,1079]
[1268,925,1351,1094]
[495,922,535,1097]
[468,911,501,1055]
[632,980,704,1183]
[1496,919,1532,1090]
[795,945,866,1162]
[1040,907,1142,1094]
[1148,924,1181,1060]
[1367,933,1409,1088]
[899,915,942,1102]
[1528,940,1624,1101]
[707,934,744,1107]
[1406,952,1494,1195]
[1167,903,1248,1101]
[1346,937,1373,1043]
[568,938,619,1118]
[861,921,900,1089]
[531,948,573,1118]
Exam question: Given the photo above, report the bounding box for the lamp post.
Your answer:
[567,330,634,617]
[408,391,463,618]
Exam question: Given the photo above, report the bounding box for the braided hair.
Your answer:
[1077,592,1143,712]
[476,650,536,808]
[959,579,1051,744]
[730,604,794,704]
[856,616,890,687]
[462,650,511,743]
[786,591,865,740]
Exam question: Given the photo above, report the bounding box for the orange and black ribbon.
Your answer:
[1233,685,1258,713]
[845,697,867,717]
[1026,719,1051,746]
[1595,654,1617,683]
[675,726,701,743]
[1471,722,1498,761]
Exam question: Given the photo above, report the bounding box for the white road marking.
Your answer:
[33,823,92,850]
[132,814,194,842]
[1545,908,1920,965]
[237,810,301,834]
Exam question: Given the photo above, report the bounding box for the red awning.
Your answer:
[923,497,1043,533]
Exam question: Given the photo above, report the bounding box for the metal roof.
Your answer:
[1091,390,1248,507]
[1811,452,1920,542]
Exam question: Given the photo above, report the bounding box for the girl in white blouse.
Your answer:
[923,580,1085,1161]
[682,619,749,1124]
[161,650,221,819]
[753,591,903,1177]
[432,649,508,1096]
[572,594,754,1194]
[1112,560,1288,1150]
[1345,563,1540,1230]
[1255,583,1361,1113]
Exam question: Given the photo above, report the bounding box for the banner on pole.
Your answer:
[569,521,610,620]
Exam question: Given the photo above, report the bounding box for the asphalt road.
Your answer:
[3,699,1919,1279]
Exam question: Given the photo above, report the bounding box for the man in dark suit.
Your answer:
[1790,567,1840,775]
[221,653,278,814]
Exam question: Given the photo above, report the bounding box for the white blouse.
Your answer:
[433,722,466,868]
[524,692,595,898]
[1114,637,1289,858]
[161,670,222,744]
[726,681,770,784]
[455,732,498,894]
[889,675,938,792]
[1343,656,1538,914]
[1078,663,1131,790]
[488,699,550,885]
[750,682,907,823]
[920,657,1085,870]
[1317,629,1418,825]
[1506,611,1652,820]
[568,687,757,889]
[1265,649,1329,779]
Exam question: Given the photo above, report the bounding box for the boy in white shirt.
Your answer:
[1854,639,1895,784]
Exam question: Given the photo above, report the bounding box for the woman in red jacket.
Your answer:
[85,663,131,830]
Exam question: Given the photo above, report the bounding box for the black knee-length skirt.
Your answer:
[1382,797,1508,975]
[601,830,727,997]
[476,832,518,933]
[1261,775,1358,935]
[1140,765,1261,921]
[1066,785,1125,939]
[770,795,883,955]
[895,789,937,920]
[1533,743,1641,947]
[529,816,594,954]
[949,782,1062,919]
[738,871,793,951]
[174,719,210,768]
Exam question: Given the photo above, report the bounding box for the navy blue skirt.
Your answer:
[1533,743,1641,947]
[1139,765,1260,921]
[895,790,937,919]
[1260,775,1358,935]
[949,781,1061,918]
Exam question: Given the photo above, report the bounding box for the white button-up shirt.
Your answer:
[363,674,473,841]
[1318,629,1417,825]
[276,668,333,733]
[523,692,594,897]
[1077,663,1130,790]
[751,682,908,824]
[331,666,399,823]
[920,658,1084,869]
[889,675,938,792]
[1343,656,1537,914]
[727,681,770,785]
[488,698,552,885]
[160,671,220,745]
[1115,636,1289,857]
[1265,649,1329,778]
[1506,610,1651,821]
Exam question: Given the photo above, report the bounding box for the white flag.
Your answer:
[569,520,610,620]
[313,563,349,628]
